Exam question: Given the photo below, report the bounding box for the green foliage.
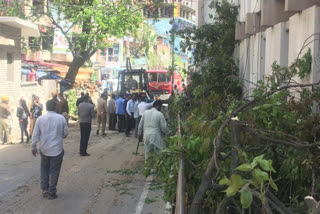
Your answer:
[220,155,277,209]
[49,0,143,55]
[66,90,78,117]
[145,1,319,213]
[0,0,26,18]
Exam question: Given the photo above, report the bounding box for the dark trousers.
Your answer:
[117,114,125,132]
[109,113,117,130]
[80,122,91,155]
[125,112,135,135]
[40,150,64,195]
[19,119,29,142]
[135,116,141,138]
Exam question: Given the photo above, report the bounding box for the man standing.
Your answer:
[0,96,11,144]
[133,95,141,138]
[173,84,179,95]
[58,93,69,124]
[138,97,153,117]
[116,94,125,132]
[30,96,43,135]
[31,99,68,200]
[96,93,108,135]
[108,94,117,131]
[125,94,136,137]
[78,94,95,156]
[138,100,168,158]
[76,92,85,107]
[28,65,37,82]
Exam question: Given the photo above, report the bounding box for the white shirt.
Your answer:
[32,111,69,156]
[126,99,135,115]
[138,101,153,116]
[134,101,140,119]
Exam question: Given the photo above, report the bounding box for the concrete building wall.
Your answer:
[264,22,289,77]
[196,0,240,26]
[288,6,320,85]
[236,1,320,98]
[285,0,320,12]
[0,23,56,142]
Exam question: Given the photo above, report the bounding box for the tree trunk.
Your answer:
[64,56,86,84]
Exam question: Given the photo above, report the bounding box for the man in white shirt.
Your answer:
[32,99,69,200]
[138,100,168,158]
[133,95,141,138]
[125,94,136,137]
[138,97,153,117]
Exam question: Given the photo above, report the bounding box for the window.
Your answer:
[107,44,119,62]
[158,73,169,82]
[29,37,40,51]
[7,53,14,81]
[32,0,44,15]
[42,28,54,51]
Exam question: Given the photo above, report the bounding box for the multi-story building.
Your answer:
[139,0,195,71]
[235,0,320,98]
[196,0,240,26]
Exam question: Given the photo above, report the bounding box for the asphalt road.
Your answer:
[0,122,168,214]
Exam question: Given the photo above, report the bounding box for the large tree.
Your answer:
[47,0,143,84]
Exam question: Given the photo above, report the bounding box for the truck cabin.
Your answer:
[147,70,171,95]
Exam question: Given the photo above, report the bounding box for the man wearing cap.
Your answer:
[0,96,11,144]
[138,100,168,158]
[31,99,68,200]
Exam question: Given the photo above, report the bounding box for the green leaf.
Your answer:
[251,154,264,168]
[253,169,269,183]
[219,176,231,186]
[259,160,271,171]
[223,174,246,197]
[240,189,253,209]
[269,178,278,192]
[231,174,245,186]
[236,164,253,172]
[224,184,241,197]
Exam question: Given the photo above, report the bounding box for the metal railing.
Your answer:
[175,112,186,214]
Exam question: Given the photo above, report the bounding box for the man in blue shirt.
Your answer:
[126,94,136,137]
[116,94,125,132]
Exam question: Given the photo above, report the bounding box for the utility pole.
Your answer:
[170,0,175,95]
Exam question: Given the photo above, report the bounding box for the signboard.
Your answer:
[134,58,146,65]
[53,27,71,54]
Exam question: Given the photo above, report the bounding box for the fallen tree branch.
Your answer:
[244,126,320,149]
[215,197,231,214]
[189,79,320,213]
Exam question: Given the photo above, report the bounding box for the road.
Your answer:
[0,122,168,214]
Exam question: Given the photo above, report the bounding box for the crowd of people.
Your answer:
[0,92,69,145]
[1,87,170,200]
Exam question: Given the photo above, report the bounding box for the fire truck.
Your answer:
[147,70,183,96]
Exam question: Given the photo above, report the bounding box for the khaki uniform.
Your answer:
[96,97,107,134]
[0,102,11,144]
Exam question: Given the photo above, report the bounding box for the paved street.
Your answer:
[0,122,167,214]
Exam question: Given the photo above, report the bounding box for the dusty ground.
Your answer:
[0,122,168,214]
